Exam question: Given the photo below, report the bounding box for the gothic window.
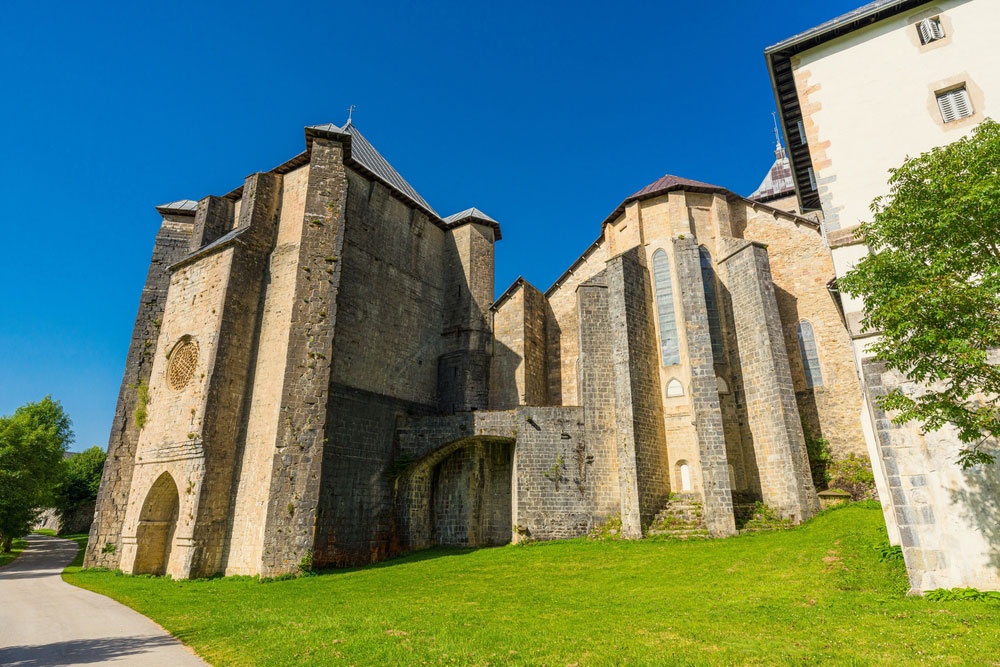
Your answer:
[652,250,681,366]
[699,247,725,361]
[677,460,693,492]
[797,320,823,388]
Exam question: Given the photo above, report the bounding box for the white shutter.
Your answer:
[937,87,973,123]
[918,17,945,44]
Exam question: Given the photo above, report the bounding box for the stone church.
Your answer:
[85,122,866,579]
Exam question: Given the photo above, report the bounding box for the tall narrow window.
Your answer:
[797,320,823,388]
[652,250,681,365]
[937,87,973,123]
[699,247,725,361]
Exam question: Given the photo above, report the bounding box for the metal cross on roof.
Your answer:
[347,104,356,124]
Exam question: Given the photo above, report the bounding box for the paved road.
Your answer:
[0,534,208,666]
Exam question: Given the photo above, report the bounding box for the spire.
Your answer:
[772,112,786,160]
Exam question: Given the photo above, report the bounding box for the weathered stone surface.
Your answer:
[92,123,855,577]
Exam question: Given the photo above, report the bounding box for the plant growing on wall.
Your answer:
[839,119,1000,468]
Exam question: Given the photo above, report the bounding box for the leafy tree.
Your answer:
[0,397,73,551]
[54,446,106,527]
[839,119,1000,468]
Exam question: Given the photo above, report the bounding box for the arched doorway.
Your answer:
[133,472,179,575]
[431,439,513,547]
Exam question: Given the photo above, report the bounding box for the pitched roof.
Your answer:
[307,121,439,218]
[156,199,199,215]
[443,207,498,225]
[601,174,733,227]
[749,146,795,202]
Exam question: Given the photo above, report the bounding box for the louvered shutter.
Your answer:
[937,87,973,123]
[918,18,945,44]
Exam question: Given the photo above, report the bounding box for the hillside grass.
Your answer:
[63,504,1000,666]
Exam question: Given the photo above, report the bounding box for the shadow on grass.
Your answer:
[0,635,185,666]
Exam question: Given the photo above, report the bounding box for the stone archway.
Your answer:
[133,472,180,575]
[395,437,515,551]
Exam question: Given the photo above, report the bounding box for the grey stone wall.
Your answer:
[576,275,621,518]
[719,239,818,522]
[606,248,671,536]
[190,197,233,252]
[85,212,194,569]
[513,406,594,540]
[438,223,494,414]
[189,172,281,577]
[258,137,348,576]
[673,237,737,537]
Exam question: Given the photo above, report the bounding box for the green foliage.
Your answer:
[924,587,1000,602]
[53,446,106,522]
[739,502,793,532]
[839,119,1000,467]
[873,543,903,563]
[133,381,149,430]
[587,514,622,540]
[802,425,832,489]
[829,453,877,500]
[0,397,73,551]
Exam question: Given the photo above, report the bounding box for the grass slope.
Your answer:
[64,505,999,666]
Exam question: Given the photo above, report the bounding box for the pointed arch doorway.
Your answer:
[133,472,180,575]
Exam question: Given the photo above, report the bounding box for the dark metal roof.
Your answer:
[156,199,199,216]
[601,174,733,228]
[307,121,439,219]
[443,207,502,240]
[765,0,931,212]
[443,207,498,225]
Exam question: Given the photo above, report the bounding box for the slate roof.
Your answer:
[307,121,439,218]
[749,146,795,202]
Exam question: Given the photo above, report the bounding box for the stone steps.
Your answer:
[646,495,709,539]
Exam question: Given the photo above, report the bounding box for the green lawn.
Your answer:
[63,504,1000,666]
[0,537,28,568]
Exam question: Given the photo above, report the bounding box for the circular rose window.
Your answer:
[166,338,199,391]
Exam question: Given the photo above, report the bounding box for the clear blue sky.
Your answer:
[0,0,865,450]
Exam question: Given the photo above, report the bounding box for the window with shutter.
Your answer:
[797,321,823,388]
[917,17,945,44]
[699,247,725,362]
[937,87,973,123]
[652,250,681,366]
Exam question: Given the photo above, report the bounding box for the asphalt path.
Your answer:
[0,534,208,666]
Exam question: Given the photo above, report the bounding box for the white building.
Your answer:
[767,0,1000,592]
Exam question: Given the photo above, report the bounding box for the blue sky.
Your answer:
[0,0,866,450]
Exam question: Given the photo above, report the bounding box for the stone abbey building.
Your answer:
[86,122,866,578]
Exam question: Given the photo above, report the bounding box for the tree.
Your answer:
[53,446,106,531]
[0,397,73,551]
[839,119,1000,468]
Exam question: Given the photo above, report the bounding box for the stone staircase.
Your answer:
[646,494,709,539]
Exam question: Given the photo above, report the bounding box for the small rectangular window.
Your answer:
[917,17,945,45]
[796,120,807,145]
[937,87,973,123]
